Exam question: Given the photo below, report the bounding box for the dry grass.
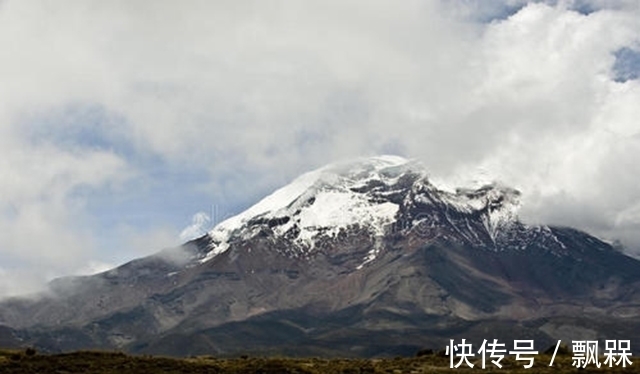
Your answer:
[0,349,638,373]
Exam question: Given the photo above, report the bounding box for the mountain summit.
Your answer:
[204,155,419,263]
[204,155,525,264]
[1,155,640,356]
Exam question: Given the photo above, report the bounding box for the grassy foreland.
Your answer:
[1,349,639,373]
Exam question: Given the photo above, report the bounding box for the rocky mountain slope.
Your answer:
[1,155,640,357]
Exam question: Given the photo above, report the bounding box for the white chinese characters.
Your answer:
[570,340,632,368]
[445,339,633,369]
[446,339,538,369]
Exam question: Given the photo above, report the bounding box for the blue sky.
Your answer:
[0,0,639,296]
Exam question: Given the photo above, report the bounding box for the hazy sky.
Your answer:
[1,0,639,296]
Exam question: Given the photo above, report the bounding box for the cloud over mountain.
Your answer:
[0,0,639,296]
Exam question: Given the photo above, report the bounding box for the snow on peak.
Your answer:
[203,155,421,261]
[201,155,523,263]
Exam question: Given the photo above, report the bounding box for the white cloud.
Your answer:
[0,133,129,296]
[111,224,180,262]
[76,260,116,276]
[0,267,49,297]
[179,212,211,242]
[0,0,640,296]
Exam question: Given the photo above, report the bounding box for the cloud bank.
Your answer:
[179,212,211,242]
[0,0,639,296]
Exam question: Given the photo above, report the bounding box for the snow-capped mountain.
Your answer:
[201,155,561,266]
[1,155,640,357]
[204,155,412,263]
